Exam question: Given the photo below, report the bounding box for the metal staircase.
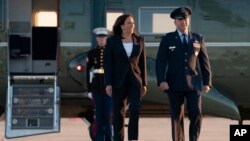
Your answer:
[5,75,60,138]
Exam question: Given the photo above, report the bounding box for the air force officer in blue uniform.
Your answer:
[155,7,212,141]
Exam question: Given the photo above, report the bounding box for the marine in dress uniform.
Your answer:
[86,27,112,141]
[155,7,212,141]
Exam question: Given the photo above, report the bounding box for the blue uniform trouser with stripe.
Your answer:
[92,92,113,141]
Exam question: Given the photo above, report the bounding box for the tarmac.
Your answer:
[0,115,249,141]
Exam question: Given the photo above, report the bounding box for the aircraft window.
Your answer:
[139,7,177,34]
[0,0,4,30]
[35,11,57,27]
[106,12,123,31]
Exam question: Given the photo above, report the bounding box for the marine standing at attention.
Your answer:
[86,27,112,141]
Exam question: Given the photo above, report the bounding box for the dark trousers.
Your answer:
[112,79,141,141]
[167,91,202,141]
[92,92,113,141]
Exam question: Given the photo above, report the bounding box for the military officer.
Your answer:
[86,27,112,141]
[155,7,212,141]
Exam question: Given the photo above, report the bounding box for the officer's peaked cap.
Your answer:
[170,7,192,19]
[93,27,110,36]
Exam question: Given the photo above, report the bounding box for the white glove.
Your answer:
[87,92,92,99]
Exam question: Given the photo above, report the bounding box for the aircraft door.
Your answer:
[32,0,59,74]
[8,0,59,74]
[8,0,32,73]
[32,26,58,73]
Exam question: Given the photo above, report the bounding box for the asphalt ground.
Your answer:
[1,115,249,141]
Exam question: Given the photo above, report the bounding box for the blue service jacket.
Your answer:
[104,34,147,88]
[155,31,212,92]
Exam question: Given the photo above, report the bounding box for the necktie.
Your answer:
[182,34,188,47]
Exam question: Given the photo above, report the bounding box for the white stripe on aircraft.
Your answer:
[1,42,250,48]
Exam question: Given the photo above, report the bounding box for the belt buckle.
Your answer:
[94,69,104,74]
[99,69,104,73]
